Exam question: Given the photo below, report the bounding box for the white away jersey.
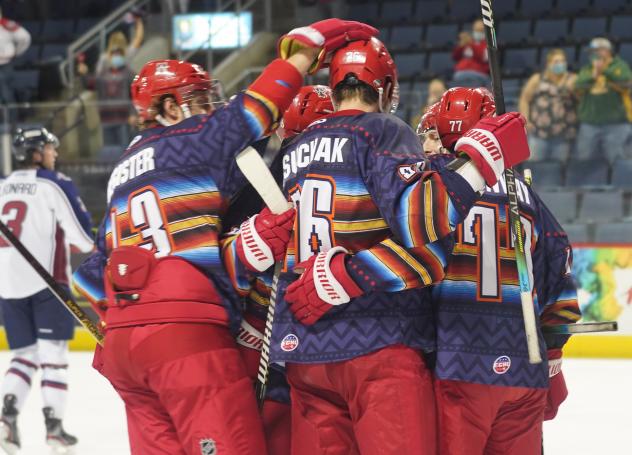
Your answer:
[0,169,93,298]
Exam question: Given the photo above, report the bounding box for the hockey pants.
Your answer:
[435,378,547,455]
[94,323,267,455]
[287,344,437,455]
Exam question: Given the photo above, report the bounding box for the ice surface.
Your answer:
[0,352,628,454]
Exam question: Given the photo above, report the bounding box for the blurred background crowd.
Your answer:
[1,0,632,244]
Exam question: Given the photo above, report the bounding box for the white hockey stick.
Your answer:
[235,146,291,406]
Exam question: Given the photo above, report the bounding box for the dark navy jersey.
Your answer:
[74,91,286,332]
[234,110,481,364]
[429,155,581,388]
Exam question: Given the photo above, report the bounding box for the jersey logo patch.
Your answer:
[492,355,511,375]
[397,161,425,182]
[281,334,299,352]
[199,438,216,455]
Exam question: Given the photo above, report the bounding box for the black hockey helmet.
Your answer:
[12,127,59,163]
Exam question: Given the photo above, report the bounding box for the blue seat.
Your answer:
[503,48,538,76]
[13,45,40,67]
[12,70,39,102]
[599,0,630,14]
[424,24,459,49]
[448,0,480,21]
[346,1,380,23]
[41,20,74,42]
[412,1,446,22]
[426,51,454,78]
[502,78,523,100]
[492,0,520,19]
[20,21,42,37]
[389,26,422,50]
[76,18,99,36]
[533,19,569,44]
[381,1,413,22]
[571,17,608,43]
[556,0,591,15]
[611,158,632,189]
[610,16,632,42]
[619,43,632,64]
[523,160,564,188]
[539,190,577,222]
[579,190,624,222]
[594,222,632,243]
[566,160,610,187]
[521,0,554,18]
[394,52,426,78]
[40,44,67,61]
[562,223,590,243]
[497,20,532,46]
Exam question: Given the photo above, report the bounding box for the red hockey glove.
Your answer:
[285,247,363,325]
[544,348,568,421]
[454,112,530,187]
[236,207,295,272]
[278,19,378,73]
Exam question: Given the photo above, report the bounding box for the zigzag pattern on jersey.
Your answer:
[435,351,548,389]
[433,298,549,388]
[270,281,435,363]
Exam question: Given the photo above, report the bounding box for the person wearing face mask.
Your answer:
[452,19,490,88]
[519,49,577,162]
[573,37,632,163]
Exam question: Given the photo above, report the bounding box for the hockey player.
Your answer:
[417,101,447,156]
[423,87,581,455]
[0,127,93,454]
[72,19,379,455]
[247,37,530,454]
[224,84,334,455]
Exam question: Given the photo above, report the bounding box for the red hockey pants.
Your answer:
[287,344,437,455]
[434,378,546,455]
[94,323,267,455]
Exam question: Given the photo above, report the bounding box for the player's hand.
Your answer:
[236,206,295,272]
[544,348,568,420]
[454,112,530,187]
[278,19,378,73]
[285,247,363,325]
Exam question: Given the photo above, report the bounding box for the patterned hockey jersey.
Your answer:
[429,154,581,389]
[74,90,292,332]
[0,169,93,298]
[224,110,483,364]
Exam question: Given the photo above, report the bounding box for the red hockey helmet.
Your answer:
[329,37,399,113]
[130,59,213,122]
[416,102,440,136]
[436,87,496,148]
[279,85,334,140]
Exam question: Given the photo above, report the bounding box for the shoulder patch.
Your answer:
[397,161,426,182]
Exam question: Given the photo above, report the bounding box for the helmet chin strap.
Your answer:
[180,103,192,119]
[377,87,385,113]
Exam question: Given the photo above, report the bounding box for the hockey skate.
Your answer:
[43,407,77,454]
[0,394,20,455]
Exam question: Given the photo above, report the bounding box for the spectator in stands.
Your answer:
[452,19,489,88]
[410,78,447,131]
[574,37,632,163]
[94,14,144,147]
[519,48,577,162]
[0,7,31,104]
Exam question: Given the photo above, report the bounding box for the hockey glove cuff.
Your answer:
[454,112,530,187]
[285,247,363,325]
[236,207,295,272]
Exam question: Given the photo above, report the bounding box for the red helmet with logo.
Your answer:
[329,37,399,112]
[279,85,334,140]
[436,87,496,148]
[416,102,440,136]
[130,59,212,122]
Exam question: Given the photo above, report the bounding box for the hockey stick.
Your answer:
[0,220,104,345]
[480,0,542,364]
[541,321,618,335]
[235,146,291,407]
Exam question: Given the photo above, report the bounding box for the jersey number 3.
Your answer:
[0,201,28,248]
